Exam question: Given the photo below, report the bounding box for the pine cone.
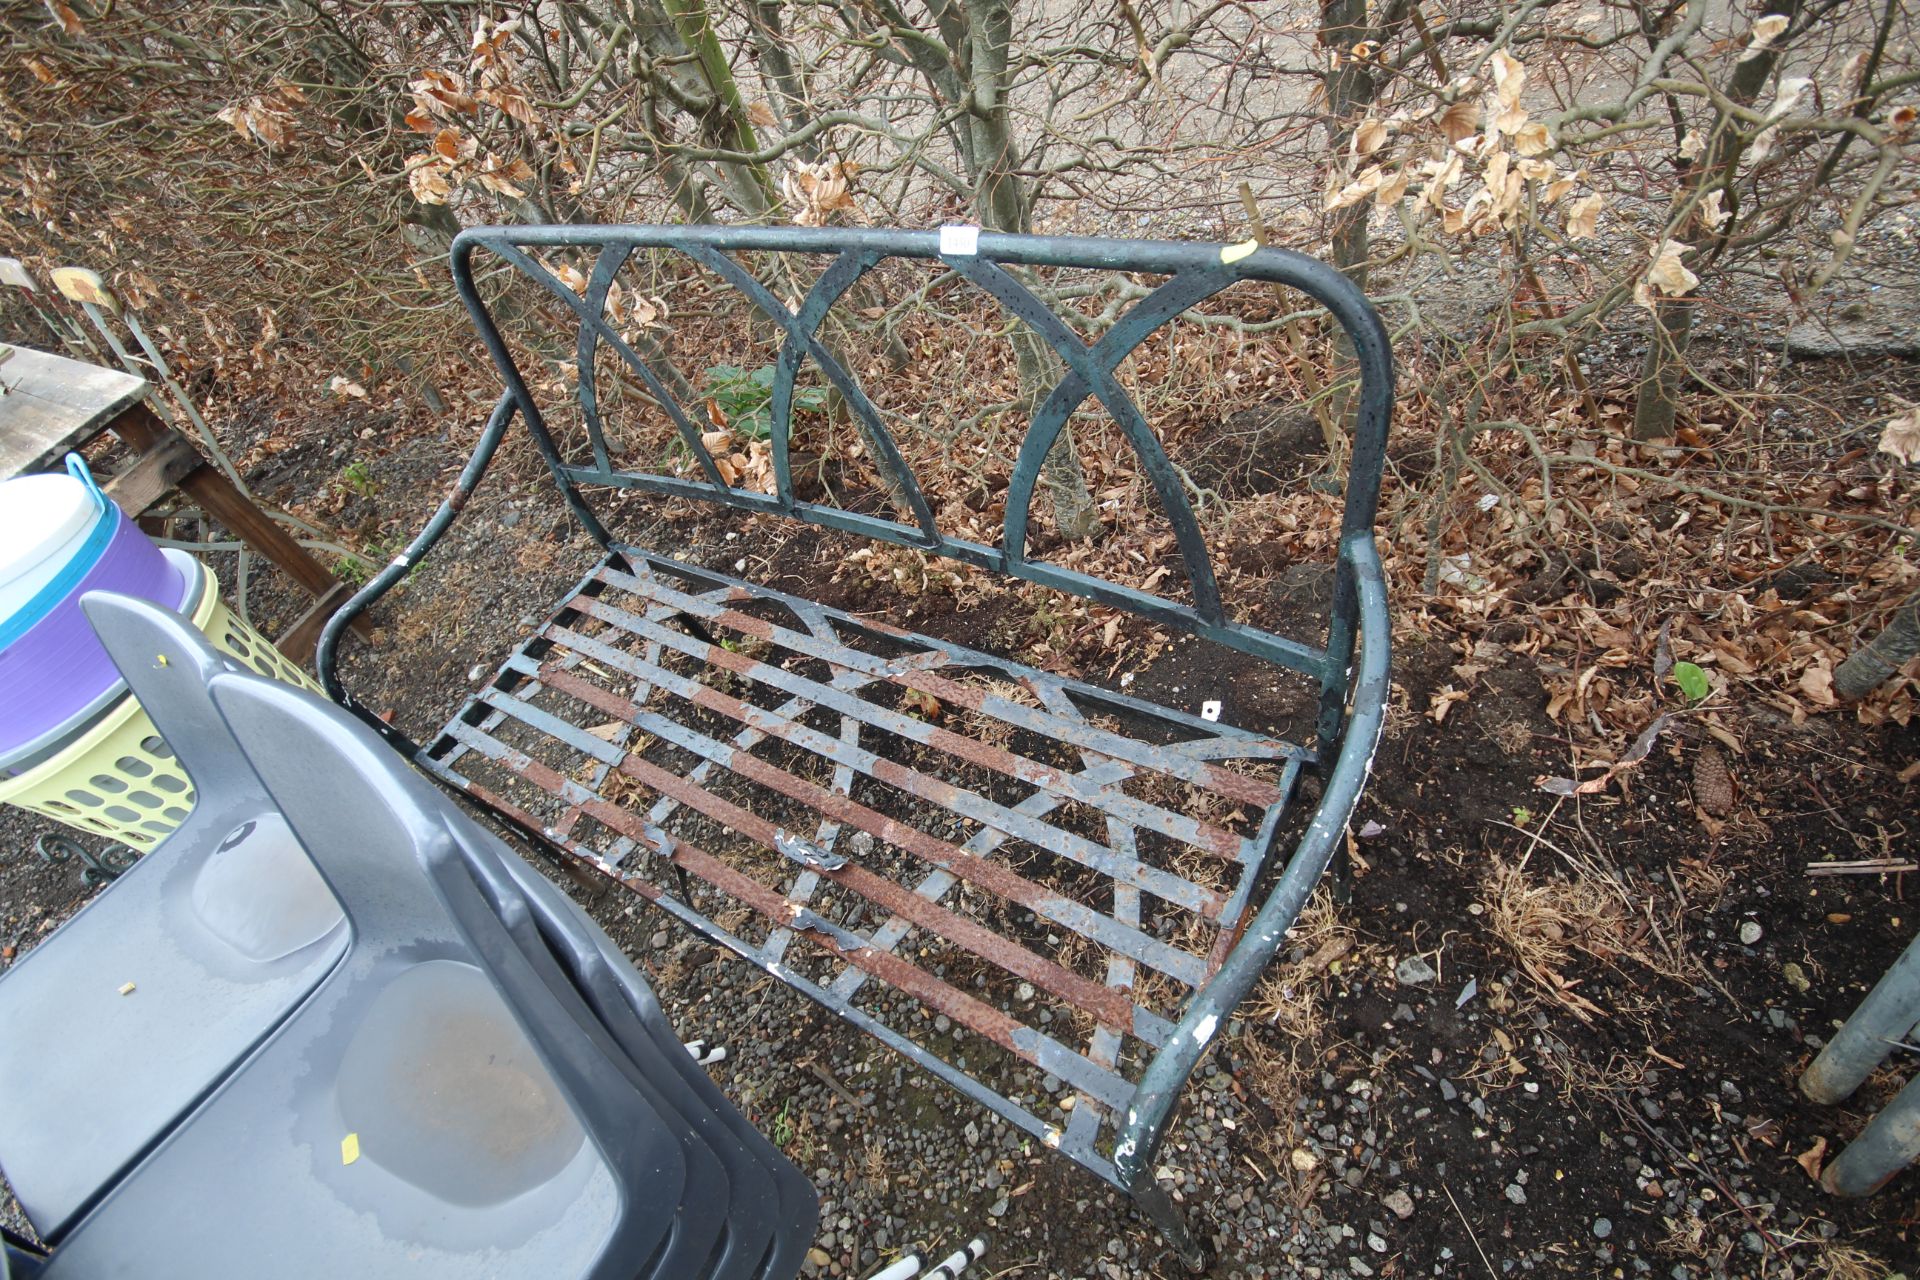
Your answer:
[1693,744,1735,817]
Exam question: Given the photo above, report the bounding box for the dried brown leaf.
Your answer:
[1638,240,1699,309]
[1564,193,1604,238]
[406,160,451,205]
[1491,50,1526,110]
[1876,403,1920,466]
[1325,165,1386,211]
[1513,122,1552,156]
[1438,99,1479,144]
[43,0,83,36]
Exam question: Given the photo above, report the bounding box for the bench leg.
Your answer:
[1131,1176,1211,1273]
[1821,1070,1920,1197]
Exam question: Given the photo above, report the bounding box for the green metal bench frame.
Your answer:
[317,225,1392,1270]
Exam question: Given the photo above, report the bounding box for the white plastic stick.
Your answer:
[921,1232,989,1279]
[864,1254,923,1280]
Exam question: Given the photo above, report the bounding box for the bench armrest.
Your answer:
[1112,529,1391,1188]
[314,391,521,748]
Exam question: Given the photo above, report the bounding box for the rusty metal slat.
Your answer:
[443,774,1116,1172]
[545,618,1227,920]
[541,666,1177,1030]
[1039,675,1140,1150]
[599,559,1301,791]
[440,719,1138,1111]
[552,576,702,791]
[565,597,1246,860]
[524,671,1165,1039]
[468,603,664,795]
[1211,760,1306,940]
[537,624,1224,925]
[1069,875,1139,1152]
[448,773,764,966]
[603,554,1306,756]
[753,667,869,968]
[581,599,1246,859]
[594,563,1296,806]
[497,645,872,875]
[495,672,1207,999]
[526,629,1221,940]
[827,755,1137,1005]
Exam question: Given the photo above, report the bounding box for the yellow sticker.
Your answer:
[341,1133,360,1165]
[1220,239,1260,264]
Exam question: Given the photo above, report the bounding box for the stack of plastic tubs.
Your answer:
[0,455,317,851]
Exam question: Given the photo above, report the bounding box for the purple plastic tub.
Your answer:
[0,504,183,756]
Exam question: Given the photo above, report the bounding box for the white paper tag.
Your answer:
[939,224,981,256]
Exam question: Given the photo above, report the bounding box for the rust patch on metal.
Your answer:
[586,571,1288,808]
[650,623,1243,860]
[545,618,1227,920]
[531,664,1212,984]
[535,666,1148,1030]
[474,738,1051,1071]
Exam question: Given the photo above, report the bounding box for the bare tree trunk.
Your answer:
[660,0,778,217]
[1320,0,1379,292]
[1836,587,1920,699]
[1631,296,1694,439]
[1633,0,1801,439]
[747,0,817,161]
[1318,0,1391,444]
[960,0,1100,539]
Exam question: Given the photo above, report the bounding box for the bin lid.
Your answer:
[0,472,107,594]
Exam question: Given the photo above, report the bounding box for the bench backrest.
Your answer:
[449,226,1391,705]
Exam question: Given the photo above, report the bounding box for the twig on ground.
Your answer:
[1609,1092,1784,1257]
[1806,859,1919,876]
[1441,1182,1497,1279]
[808,1059,866,1111]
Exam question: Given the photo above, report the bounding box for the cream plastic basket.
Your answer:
[0,557,320,850]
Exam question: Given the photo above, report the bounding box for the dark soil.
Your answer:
[1170,406,1328,501]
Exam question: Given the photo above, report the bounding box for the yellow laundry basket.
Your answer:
[0,558,321,850]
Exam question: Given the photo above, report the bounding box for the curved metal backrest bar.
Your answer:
[576,244,633,476]
[946,256,1231,626]
[768,248,880,508]
[681,244,940,542]
[447,225,1393,706]
[476,238,732,492]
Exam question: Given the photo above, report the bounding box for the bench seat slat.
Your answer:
[422,547,1320,1166]
[436,717,1141,1115]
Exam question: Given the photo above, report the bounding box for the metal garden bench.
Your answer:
[315,225,1393,1269]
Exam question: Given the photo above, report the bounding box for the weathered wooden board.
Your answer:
[0,342,150,479]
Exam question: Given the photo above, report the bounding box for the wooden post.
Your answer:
[107,402,371,661]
